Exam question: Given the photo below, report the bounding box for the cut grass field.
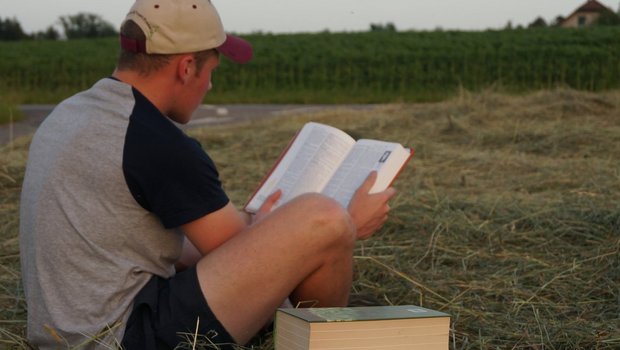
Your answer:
[0,103,23,125]
[1,88,619,349]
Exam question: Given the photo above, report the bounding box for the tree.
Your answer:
[0,17,27,40]
[385,22,397,32]
[33,26,60,40]
[369,22,397,32]
[551,15,566,27]
[528,16,548,28]
[58,12,117,39]
[595,9,620,26]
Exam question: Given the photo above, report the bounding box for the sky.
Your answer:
[2,0,619,34]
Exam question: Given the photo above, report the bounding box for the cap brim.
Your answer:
[217,34,253,64]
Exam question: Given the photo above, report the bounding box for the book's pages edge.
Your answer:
[274,310,311,350]
[386,147,415,189]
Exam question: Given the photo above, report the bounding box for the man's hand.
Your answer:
[347,171,397,240]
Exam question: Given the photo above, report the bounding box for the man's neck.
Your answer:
[112,68,177,116]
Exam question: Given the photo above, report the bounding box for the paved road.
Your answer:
[1,104,375,146]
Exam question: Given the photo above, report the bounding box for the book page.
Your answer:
[322,140,411,208]
[245,122,356,212]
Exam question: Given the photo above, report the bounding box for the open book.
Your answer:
[244,122,413,213]
[275,305,450,350]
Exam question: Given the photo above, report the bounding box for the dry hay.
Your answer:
[1,88,619,349]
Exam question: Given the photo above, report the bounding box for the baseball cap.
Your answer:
[120,0,252,64]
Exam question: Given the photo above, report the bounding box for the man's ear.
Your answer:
[177,54,195,84]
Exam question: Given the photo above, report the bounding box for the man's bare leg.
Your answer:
[195,194,356,344]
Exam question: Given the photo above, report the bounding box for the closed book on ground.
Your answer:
[274,305,450,350]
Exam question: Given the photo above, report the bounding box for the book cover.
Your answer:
[278,305,449,323]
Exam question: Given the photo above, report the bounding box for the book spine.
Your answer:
[243,127,303,212]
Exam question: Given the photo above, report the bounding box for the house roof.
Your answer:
[559,0,613,26]
[574,0,611,14]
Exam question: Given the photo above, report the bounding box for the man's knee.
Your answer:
[292,193,355,246]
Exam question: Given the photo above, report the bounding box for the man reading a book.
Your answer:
[19,1,397,349]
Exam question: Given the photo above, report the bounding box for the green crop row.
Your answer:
[1,27,619,103]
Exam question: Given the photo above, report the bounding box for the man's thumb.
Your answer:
[360,171,378,193]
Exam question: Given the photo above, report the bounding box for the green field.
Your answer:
[1,89,619,349]
[1,27,619,104]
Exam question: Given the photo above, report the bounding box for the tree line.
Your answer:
[3,6,620,41]
[0,13,116,41]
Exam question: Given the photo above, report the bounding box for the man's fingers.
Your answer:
[359,171,378,193]
[384,187,397,200]
[259,189,282,213]
[268,189,283,203]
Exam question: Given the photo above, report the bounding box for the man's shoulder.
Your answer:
[67,77,133,108]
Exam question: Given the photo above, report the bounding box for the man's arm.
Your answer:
[181,191,283,256]
[175,235,205,271]
[181,202,248,255]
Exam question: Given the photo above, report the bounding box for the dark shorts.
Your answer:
[121,266,236,350]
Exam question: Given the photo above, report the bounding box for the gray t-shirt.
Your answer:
[19,78,229,349]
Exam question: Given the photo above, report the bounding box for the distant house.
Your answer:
[560,0,614,27]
